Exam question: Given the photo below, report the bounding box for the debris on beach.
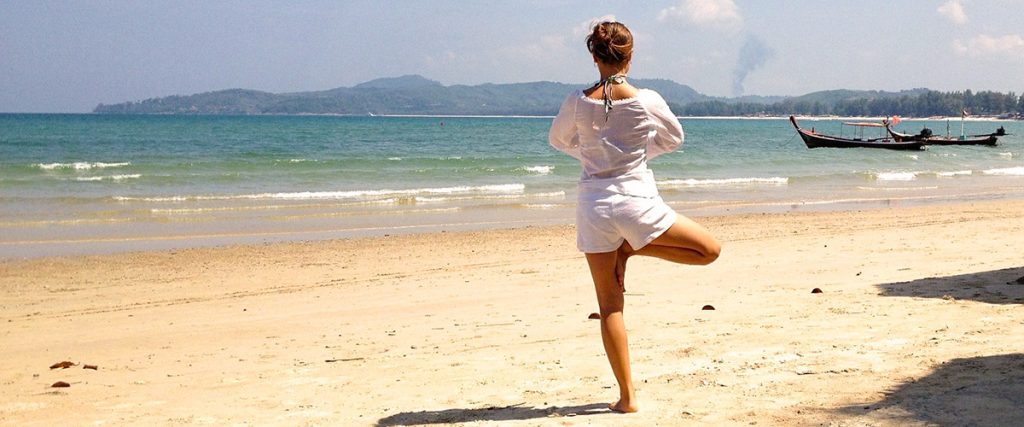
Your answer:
[483,402,526,411]
[325,357,364,363]
[811,288,823,294]
[701,305,715,311]
[51,381,70,388]
[49,361,75,369]
[83,364,98,370]
[588,313,601,320]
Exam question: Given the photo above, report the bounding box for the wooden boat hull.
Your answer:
[886,125,999,146]
[790,116,925,150]
[921,135,998,146]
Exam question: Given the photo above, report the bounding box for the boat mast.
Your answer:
[960,109,966,140]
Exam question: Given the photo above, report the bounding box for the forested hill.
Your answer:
[94,75,1024,117]
[93,75,708,116]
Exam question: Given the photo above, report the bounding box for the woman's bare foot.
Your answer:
[609,398,639,413]
[615,241,634,291]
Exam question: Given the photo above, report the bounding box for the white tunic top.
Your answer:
[548,88,684,198]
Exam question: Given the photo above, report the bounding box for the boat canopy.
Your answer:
[842,122,885,127]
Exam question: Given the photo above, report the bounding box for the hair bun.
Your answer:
[586,22,633,66]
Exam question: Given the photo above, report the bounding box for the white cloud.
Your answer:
[462,16,621,84]
[952,33,1024,57]
[512,15,617,61]
[507,34,570,59]
[937,0,968,25]
[573,14,618,38]
[658,0,743,30]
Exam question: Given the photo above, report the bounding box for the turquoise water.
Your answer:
[1,113,1022,257]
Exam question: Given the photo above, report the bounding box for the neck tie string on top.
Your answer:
[601,74,626,121]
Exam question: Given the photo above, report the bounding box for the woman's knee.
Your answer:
[595,282,625,314]
[598,301,624,317]
[698,239,721,265]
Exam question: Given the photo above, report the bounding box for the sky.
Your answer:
[2,0,1024,112]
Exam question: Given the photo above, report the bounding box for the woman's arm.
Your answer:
[643,91,684,159]
[549,92,582,160]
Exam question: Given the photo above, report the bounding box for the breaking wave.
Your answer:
[659,177,788,187]
[114,183,527,203]
[37,162,130,170]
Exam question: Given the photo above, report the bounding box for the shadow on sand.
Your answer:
[376,403,611,426]
[876,266,1024,304]
[838,353,1024,425]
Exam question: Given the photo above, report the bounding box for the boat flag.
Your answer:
[890,115,901,126]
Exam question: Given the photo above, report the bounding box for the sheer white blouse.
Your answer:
[548,88,684,197]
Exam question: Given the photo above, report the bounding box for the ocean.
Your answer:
[1,113,1021,258]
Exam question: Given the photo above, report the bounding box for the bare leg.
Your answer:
[586,251,638,413]
[622,214,721,267]
[614,243,629,291]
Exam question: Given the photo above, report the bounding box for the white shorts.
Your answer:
[576,192,677,253]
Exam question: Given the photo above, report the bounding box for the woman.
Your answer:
[548,21,721,413]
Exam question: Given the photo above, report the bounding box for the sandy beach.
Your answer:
[2,200,1023,426]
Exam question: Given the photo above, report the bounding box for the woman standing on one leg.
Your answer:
[549,21,721,413]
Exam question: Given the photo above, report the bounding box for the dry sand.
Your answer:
[2,200,1023,426]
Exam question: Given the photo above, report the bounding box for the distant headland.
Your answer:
[94,74,1024,118]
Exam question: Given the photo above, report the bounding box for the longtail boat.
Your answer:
[885,123,1003,146]
[789,116,925,150]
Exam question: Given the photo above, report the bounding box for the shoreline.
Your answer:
[2,198,1022,425]
[4,189,1024,261]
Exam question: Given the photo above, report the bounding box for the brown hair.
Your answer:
[586,21,633,66]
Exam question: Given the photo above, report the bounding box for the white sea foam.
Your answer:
[387,157,402,161]
[75,174,141,182]
[524,204,562,210]
[998,152,1014,158]
[242,184,526,201]
[152,207,241,215]
[115,183,526,203]
[937,170,972,177]
[115,195,188,202]
[37,162,130,170]
[272,206,461,221]
[520,165,553,175]
[876,172,916,181]
[981,166,1024,176]
[906,154,919,160]
[658,177,788,187]
[149,198,400,215]
[415,191,564,204]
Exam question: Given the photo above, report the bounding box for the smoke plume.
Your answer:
[732,34,774,96]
